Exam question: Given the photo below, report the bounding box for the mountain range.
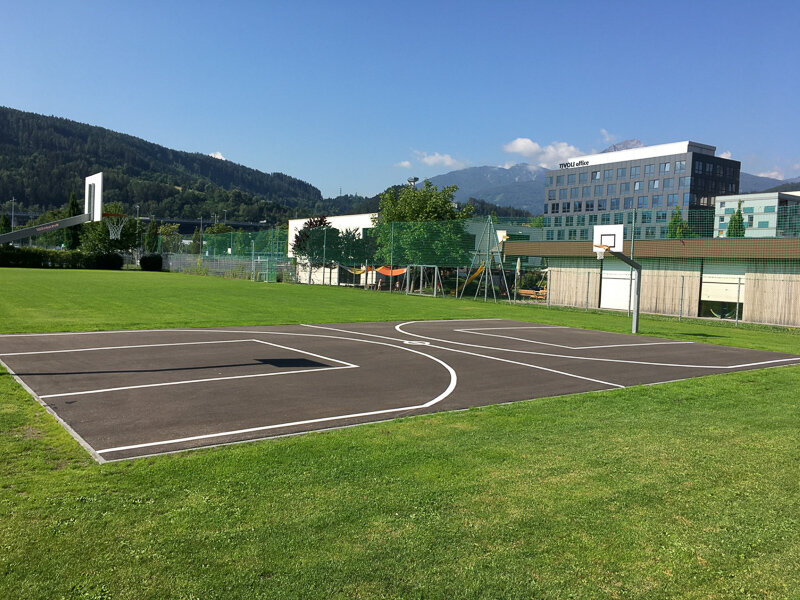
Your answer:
[427,139,789,215]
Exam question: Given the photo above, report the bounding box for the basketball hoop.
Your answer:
[593,243,608,261]
[102,213,129,240]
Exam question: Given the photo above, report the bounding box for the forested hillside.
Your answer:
[0,107,326,224]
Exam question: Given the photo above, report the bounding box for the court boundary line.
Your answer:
[38,338,358,399]
[454,327,694,350]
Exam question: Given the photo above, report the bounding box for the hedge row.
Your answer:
[0,246,125,270]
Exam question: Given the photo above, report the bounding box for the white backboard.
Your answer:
[84,172,104,222]
[592,224,624,253]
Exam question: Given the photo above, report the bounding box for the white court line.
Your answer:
[96,334,458,455]
[37,338,358,399]
[0,338,252,357]
[302,324,624,389]
[455,328,693,350]
[396,321,800,370]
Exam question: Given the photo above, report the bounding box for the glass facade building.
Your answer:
[542,141,740,241]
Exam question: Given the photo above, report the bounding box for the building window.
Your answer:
[627,212,635,224]
[694,162,703,174]
[675,160,686,173]
[747,215,754,226]
[567,174,576,185]
[598,199,607,211]
[582,186,591,198]
[764,205,776,213]
[568,229,577,240]
[594,185,603,196]
[705,162,714,175]
[546,230,554,240]
[630,166,641,178]
[683,193,691,206]
[557,229,565,240]
[610,198,620,210]
[542,217,551,227]
[645,227,656,239]
[638,196,648,209]
[644,164,655,176]
[634,181,642,191]
[579,229,589,241]
[659,227,667,239]
[662,178,674,189]
[660,162,671,174]
[556,175,565,185]
[546,176,553,186]
[617,167,626,178]
[620,182,631,193]
[656,210,667,222]
[585,200,594,211]
[570,187,579,199]
[601,213,611,224]
[565,216,574,226]
[579,172,588,184]
[624,197,633,209]
[551,203,559,213]
[576,215,586,226]
[679,176,691,188]
[667,194,678,206]
[559,188,568,200]
[652,195,662,207]
[758,221,769,228]
[604,169,614,180]
[563,202,571,213]
[548,189,556,200]
[543,204,548,215]
[641,211,652,224]
[614,212,623,225]
[648,180,659,191]
[553,216,562,227]
[724,208,735,214]
[607,184,616,195]
[588,214,598,225]
[573,201,582,212]
[591,171,600,180]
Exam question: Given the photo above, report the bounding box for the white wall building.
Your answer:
[715,191,800,238]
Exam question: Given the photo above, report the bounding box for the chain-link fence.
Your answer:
[155,210,800,327]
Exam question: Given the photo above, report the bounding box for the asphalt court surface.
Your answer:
[1,319,799,462]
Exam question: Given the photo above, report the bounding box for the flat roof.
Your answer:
[504,238,800,260]
[554,141,718,170]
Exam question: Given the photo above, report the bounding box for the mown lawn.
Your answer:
[1,268,798,599]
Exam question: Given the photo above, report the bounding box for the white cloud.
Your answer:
[413,151,467,170]
[209,151,227,161]
[719,151,732,159]
[394,160,413,169]
[600,128,616,143]
[502,138,582,168]
[757,169,784,180]
[792,161,800,171]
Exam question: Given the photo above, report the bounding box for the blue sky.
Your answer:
[2,0,799,198]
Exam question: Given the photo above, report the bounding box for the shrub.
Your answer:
[85,253,124,270]
[139,254,163,272]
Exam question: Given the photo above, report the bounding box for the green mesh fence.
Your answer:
[151,210,800,327]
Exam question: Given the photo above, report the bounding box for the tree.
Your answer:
[666,207,695,239]
[158,223,182,253]
[372,181,474,266]
[726,202,745,238]
[144,220,159,253]
[64,191,82,250]
[292,216,333,268]
[188,227,203,254]
[0,213,10,235]
[528,216,544,228]
[79,201,138,254]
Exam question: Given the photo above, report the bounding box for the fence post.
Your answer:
[585,271,590,311]
[546,269,551,308]
[735,277,741,327]
[389,222,394,293]
[251,240,255,281]
[679,275,684,321]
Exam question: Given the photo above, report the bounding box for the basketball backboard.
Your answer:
[84,172,104,222]
[592,224,624,257]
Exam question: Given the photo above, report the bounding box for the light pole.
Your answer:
[135,205,140,254]
[10,196,15,229]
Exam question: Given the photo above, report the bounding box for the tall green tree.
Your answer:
[158,223,182,253]
[666,207,694,239]
[726,202,746,238]
[292,217,335,268]
[144,220,159,253]
[0,213,10,235]
[64,191,82,250]
[372,181,474,266]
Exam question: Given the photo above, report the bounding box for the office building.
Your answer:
[542,141,740,241]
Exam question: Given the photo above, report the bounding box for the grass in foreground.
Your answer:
[1,268,799,598]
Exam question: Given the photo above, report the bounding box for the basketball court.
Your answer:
[1,319,798,462]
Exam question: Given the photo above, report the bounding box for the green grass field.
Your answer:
[1,268,799,599]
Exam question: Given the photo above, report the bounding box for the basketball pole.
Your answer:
[595,244,642,334]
